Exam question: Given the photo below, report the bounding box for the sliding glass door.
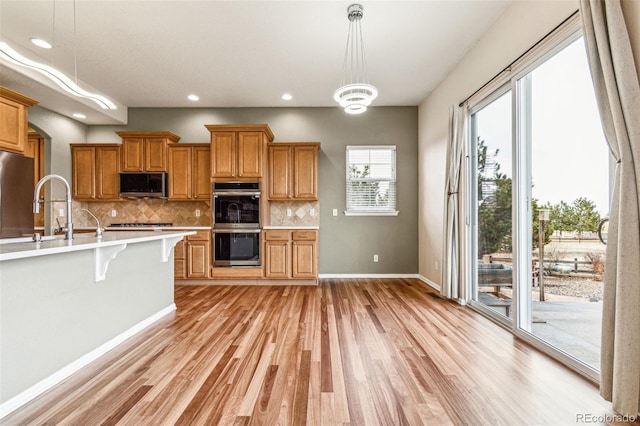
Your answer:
[470,89,514,322]
[518,37,609,371]
[468,28,610,376]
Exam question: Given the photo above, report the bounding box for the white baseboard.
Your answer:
[416,274,441,292]
[318,273,421,279]
[0,304,176,419]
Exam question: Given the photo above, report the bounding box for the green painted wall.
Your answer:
[88,106,419,274]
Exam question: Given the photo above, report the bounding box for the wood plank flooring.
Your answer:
[1,278,627,425]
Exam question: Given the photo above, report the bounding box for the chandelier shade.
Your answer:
[334,4,377,115]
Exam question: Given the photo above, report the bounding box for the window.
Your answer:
[345,145,398,216]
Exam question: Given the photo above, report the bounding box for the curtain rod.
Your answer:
[458,9,580,107]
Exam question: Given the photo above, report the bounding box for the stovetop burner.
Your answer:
[110,223,173,228]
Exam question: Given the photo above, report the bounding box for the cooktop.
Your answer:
[110,223,173,228]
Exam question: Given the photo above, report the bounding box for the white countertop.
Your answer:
[263,225,320,230]
[105,226,211,231]
[0,230,195,261]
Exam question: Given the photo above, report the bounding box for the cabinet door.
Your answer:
[168,145,191,200]
[187,241,210,278]
[96,146,121,200]
[26,135,45,226]
[292,241,317,278]
[211,132,236,177]
[192,146,211,200]
[145,138,167,171]
[293,145,318,200]
[71,146,96,200]
[265,241,289,278]
[237,132,262,178]
[292,230,317,278]
[121,138,144,172]
[0,97,26,153]
[268,145,291,200]
[174,239,186,279]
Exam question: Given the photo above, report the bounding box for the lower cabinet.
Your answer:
[175,230,211,279]
[264,229,317,279]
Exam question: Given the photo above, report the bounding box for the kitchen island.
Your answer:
[0,230,194,417]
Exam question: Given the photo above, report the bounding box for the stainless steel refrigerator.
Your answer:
[0,150,34,238]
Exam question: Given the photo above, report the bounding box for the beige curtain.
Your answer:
[580,0,640,416]
[442,104,467,300]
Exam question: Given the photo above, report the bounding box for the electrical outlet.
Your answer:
[57,208,64,217]
[332,209,338,217]
[195,209,201,217]
[310,208,315,216]
[373,254,379,263]
[110,209,117,218]
[287,208,292,217]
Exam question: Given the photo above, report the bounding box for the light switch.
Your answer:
[310,208,315,216]
[332,209,338,217]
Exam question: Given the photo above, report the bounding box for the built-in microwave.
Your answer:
[119,172,168,198]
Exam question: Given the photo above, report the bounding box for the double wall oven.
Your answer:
[212,182,261,267]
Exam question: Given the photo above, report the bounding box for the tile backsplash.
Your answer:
[63,199,211,228]
[47,199,318,230]
[269,201,320,227]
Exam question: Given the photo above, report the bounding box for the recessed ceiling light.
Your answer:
[30,38,52,49]
[187,94,199,101]
[73,113,86,119]
[282,93,293,101]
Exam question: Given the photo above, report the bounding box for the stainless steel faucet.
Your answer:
[80,208,104,237]
[33,174,74,240]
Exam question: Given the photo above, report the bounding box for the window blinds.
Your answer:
[346,146,397,212]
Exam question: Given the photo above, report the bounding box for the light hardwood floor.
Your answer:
[2,279,630,425]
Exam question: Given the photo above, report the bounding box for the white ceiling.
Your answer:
[0,0,511,124]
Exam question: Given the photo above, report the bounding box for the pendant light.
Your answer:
[0,0,116,110]
[334,4,378,115]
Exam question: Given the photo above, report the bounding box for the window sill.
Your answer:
[344,211,400,217]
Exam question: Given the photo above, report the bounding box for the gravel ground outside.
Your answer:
[542,275,603,301]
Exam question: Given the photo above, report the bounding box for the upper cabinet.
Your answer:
[0,87,38,154]
[205,124,274,178]
[117,131,180,172]
[268,143,319,201]
[71,144,121,201]
[168,144,211,200]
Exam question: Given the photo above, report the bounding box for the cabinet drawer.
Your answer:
[265,230,290,241]
[187,230,211,241]
[292,230,317,241]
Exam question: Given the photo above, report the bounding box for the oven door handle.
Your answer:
[212,191,261,197]
[212,229,261,234]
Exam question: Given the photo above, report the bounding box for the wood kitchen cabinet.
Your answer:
[70,144,121,201]
[264,229,317,279]
[175,230,211,279]
[0,87,38,154]
[168,144,211,200]
[26,132,46,227]
[268,143,319,200]
[117,131,180,172]
[174,239,186,279]
[205,124,274,178]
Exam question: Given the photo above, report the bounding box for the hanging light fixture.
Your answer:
[334,4,378,115]
[0,0,116,110]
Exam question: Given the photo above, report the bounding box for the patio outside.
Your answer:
[479,236,605,371]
